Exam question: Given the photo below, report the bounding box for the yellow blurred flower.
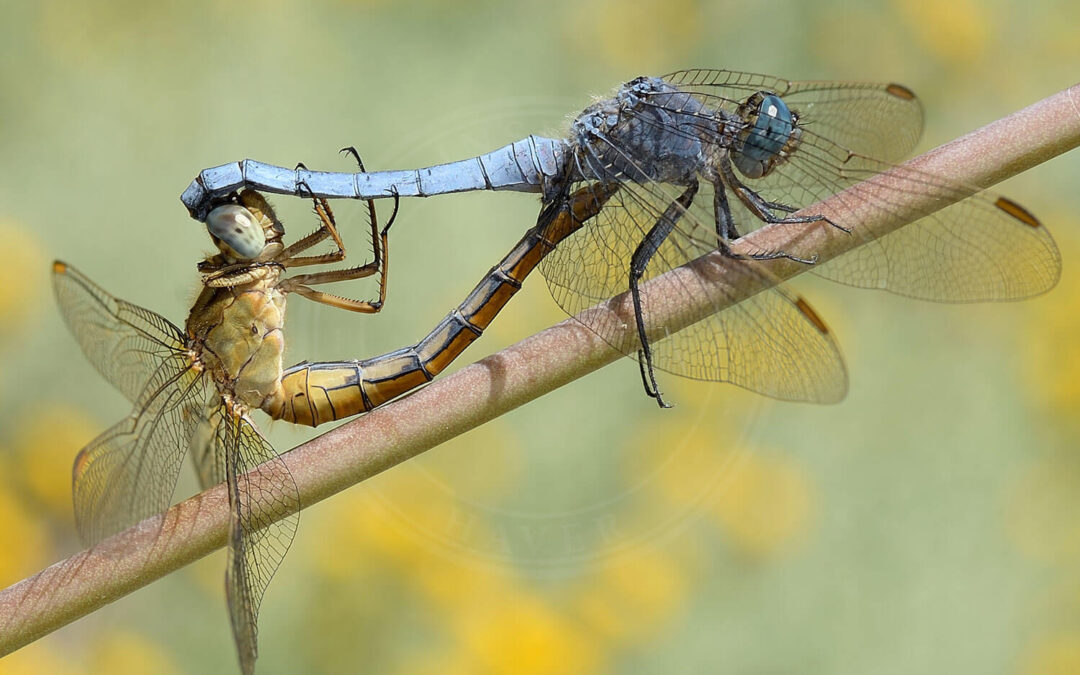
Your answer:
[0,484,52,584]
[710,449,816,559]
[11,404,100,521]
[625,411,743,512]
[307,474,498,585]
[396,649,479,675]
[306,487,388,581]
[454,592,602,675]
[893,0,991,65]
[364,475,466,564]
[413,420,525,504]
[1019,630,1080,675]
[0,219,45,337]
[0,639,79,675]
[1003,451,1080,566]
[185,549,227,601]
[412,555,519,613]
[1024,226,1080,434]
[87,629,180,675]
[575,545,687,645]
[306,480,610,673]
[353,487,522,610]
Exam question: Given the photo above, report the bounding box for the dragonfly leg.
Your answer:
[718,155,848,232]
[277,198,346,266]
[629,181,699,408]
[277,163,353,266]
[712,166,820,264]
[278,190,399,313]
[339,146,367,172]
[712,178,740,246]
[331,147,403,274]
[278,150,401,311]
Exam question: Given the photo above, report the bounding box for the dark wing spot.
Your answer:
[794,297,830,335]
[885,83,917,101]
[994,197,1041,228]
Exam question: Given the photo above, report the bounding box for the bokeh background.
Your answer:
[1,0,1079,673]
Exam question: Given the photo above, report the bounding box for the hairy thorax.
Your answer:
[569,76,713,186]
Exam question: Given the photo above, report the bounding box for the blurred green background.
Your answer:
[2,0,1079,673]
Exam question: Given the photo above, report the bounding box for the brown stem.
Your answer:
[1,81,1078,655]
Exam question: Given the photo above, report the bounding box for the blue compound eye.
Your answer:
[733,94,794,178]
[748,95,793,157]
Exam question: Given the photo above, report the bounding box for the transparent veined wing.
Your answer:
[54,263,215,544]
[633,77,1060,301]
[216,409,299,675]
[539,171,848,403]
[719,125,1059,301]
[52,261,190,404]
[661,68,924,163]
[189,397,227,491]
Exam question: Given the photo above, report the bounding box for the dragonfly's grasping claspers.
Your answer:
[54,183,609,675]
[180,69,1060,408]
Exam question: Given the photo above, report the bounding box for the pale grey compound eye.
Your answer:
[206,204,264,259]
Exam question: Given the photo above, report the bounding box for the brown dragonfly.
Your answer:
[53,183,610,674]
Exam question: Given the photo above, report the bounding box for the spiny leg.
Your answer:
[281,267,386,313]
[711,168,819,265]
[279,151,400,311]
[339,146,367,172]
[278,199,347,266]
[629,181,699,408]
[278,163,349,266]
[340,147,398,282]
[718,155,847,231]
[370,188,400,309]
[279,189,400,313]
[338,146,402,279]
[706,177,758,250]
[712,178,817,264]
[712,179,739,249]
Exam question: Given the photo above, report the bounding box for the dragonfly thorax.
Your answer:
[195,284,287,412]
[569,77,712,186]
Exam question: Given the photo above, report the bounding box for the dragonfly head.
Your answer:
[205,190,285,261]
[732,92,800,179]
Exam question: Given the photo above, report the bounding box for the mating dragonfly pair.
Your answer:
[57,70,1060,674]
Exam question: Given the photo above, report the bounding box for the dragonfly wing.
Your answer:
[218,410,299,675]
[73,353,211,545]
[715,129,1061,301]
[540,176,847,403]
[53,261,188,403]
[189,397,227,491]
[635,74,1060,301]
[660,69,924,163]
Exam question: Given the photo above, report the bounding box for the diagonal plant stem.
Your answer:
[1,81,1079,656]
